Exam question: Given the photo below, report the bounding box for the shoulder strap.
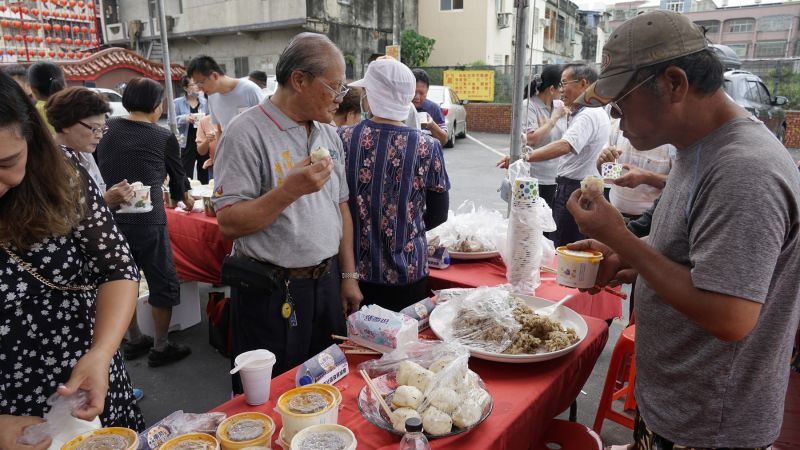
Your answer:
[1,243,95,292]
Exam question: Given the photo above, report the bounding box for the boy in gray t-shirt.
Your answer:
[568,10,800,449]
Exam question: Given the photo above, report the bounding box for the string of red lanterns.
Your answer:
[0,0,99,62]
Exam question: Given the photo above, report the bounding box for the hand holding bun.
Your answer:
[310,146,330,163]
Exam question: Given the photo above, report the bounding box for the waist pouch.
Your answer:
[220,255,279,292]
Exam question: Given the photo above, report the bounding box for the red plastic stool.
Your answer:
[593,325,636,433]
[535,419,603,450]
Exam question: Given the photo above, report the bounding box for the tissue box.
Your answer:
[400,297,436,331]
[346,304,418,354]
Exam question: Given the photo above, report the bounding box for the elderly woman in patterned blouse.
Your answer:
[0,73,144,449]
[338,58,451,312]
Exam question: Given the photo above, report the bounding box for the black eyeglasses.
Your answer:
[608,74,654,119]
[78,121,109,136]
[301,70,349,100]
[558,79,581,89]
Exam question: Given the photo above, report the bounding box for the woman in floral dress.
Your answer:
[0,72,144,449]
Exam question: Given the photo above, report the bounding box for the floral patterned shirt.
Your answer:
[339,120,450,285]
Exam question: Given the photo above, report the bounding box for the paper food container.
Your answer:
[216,412,274,450]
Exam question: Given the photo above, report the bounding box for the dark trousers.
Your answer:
[117,223,180,308]
[181,144,209,184]
[359,276,430,312]
[230,259,346,393]
[539,184,557,209]
[550,176,586,247]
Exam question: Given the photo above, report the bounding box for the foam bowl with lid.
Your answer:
[160,432,220,450]
[60,427,139,450]
[555,246,604,289]
[276,385,339,443]
[290,423,356,450]
[215,411,275,450]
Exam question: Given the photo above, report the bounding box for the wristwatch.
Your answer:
[341,272,360,280]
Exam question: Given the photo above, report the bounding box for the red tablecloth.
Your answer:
[211,316,609,449]
[166,209,233,284]
[429,257,623,321]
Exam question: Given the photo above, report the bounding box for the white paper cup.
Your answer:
[416,111,431,124]
[235,349,276,406]
[601,162,625,180]
[126,186,151,210]
[555,246,604,289]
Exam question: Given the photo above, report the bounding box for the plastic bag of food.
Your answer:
[447,287,520,353]
[427,201,507,254]
[137,411,227,450]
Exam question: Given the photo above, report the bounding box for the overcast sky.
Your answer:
[571,0,785,11]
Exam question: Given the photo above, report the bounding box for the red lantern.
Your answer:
[34,36,42,43]
[12,21,22,29]
[81,26,88,33]
[88,2,94,9]
[49,50,56,57]
[0,5,5,12]
[42,9,50,17]
[59,0,67,6]
[78,0,85,6]
[14,34,23,42]
[58,50,65,57]
[28,49,37,56]
[72,26,80,33]
[76,51,83,58]
[45,36,52,44]
[31,8,39,16]
[65,37,73,45]
[0,49,4,56]
[22,22,31,30]
[54,37,62,44]
[2,35,11,41]
[7,49,14,56]
[39,50,46,57]
[92,39,98,46]
[66,51,74,58]
[69,0,76,7]
[1,19,9,27]
[44,24,52,31]
[33,23,41,30]
[80,14,86,20]
[10,6,19,13]
[25,35,34,43]
[51,0,59,4]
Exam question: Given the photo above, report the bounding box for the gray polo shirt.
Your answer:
[211,98,348,268]
[636,116,800,447]
[208,78,265,129]
[557,106,610,180]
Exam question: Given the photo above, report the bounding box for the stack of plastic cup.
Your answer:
[507,177,544,293]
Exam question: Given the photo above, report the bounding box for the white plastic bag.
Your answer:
[427,201,507,254]
[19,391,102,450]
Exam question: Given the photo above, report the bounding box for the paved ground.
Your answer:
[127,131,646,446]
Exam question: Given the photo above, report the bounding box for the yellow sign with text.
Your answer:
[443,70,495,102]
[385,45,401,61]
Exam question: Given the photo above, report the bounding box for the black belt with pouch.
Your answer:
[220,255,280,292]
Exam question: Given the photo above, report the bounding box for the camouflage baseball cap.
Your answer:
[576,10,709,107]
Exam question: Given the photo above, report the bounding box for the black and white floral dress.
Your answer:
[0,150,145,431]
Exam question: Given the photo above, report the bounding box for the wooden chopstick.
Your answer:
[359,369,395,421]
[344,348,381,355]
[541,265,628,299]
[331,334,349,341]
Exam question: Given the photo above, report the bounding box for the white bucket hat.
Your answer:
[349,58,415,122]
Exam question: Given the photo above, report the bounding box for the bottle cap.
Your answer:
[405,417,423,432]
[297,375,313,386]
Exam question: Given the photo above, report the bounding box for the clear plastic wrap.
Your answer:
[356,341,492,437]
[426,201,507,254]
[19,391,102,449]
[446,287,521,353]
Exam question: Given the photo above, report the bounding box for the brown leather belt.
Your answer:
[263,256,334,280]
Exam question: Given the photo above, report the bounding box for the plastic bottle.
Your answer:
[398,417,431,450]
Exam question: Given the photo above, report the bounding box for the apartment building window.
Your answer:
[337,0,351,4]
[694,20,720,34]
[726,43,749,58]
[666,0,683,13]
[556,14,566,43]
[234,57,249,78]
[727,18,754,33]
[755,40,787,58]
[758,16,792,32]
[440,0,464,11]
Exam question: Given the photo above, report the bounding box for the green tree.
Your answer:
[400,30,436,67]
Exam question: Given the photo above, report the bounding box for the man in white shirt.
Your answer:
[523,63,611,246]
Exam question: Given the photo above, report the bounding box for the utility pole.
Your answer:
[156,0,177,136]
[509,0,530,165]
[393,0,402,45]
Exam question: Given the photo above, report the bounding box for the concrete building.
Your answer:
[607,0,799,59]
[417,0,515,66]
[577,9,611,63]
[100,0,417,79]
[541,0,581,63]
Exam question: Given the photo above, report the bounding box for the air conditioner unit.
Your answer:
[154,16,176,33]
[497,12,512,29]
[105,23,126,41]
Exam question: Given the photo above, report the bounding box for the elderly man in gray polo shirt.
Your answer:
[212,32,363,387]
[519,63,610,247]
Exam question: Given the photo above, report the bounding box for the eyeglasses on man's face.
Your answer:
[78,120,109,136]
[558,79,581,89]
[608,74,655,119]
[301,70,349,100]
